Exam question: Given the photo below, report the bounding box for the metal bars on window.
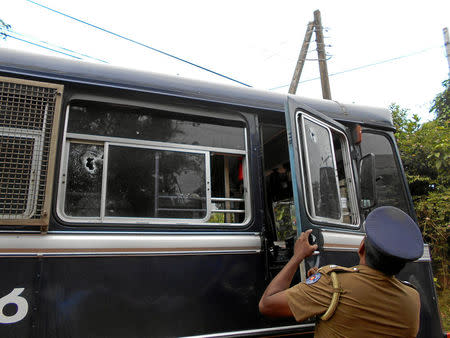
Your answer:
[0,77,63,228]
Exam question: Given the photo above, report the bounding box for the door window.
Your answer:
[298,114,359,226]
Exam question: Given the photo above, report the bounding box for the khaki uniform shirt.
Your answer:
[286,264,420,337]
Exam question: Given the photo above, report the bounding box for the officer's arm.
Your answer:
[259,230,317,318]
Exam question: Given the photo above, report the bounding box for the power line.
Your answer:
[270,46,441,90]
[26,0,252,87]
[1,19,108,62]
[1,33,83,60]
[6,30,108,63]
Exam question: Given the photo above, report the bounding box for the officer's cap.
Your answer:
[365,206,424,261]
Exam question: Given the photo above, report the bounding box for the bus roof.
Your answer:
[0,48,393,129]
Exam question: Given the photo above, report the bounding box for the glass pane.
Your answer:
[302,118,340,219]
[210,154,244,199]
[65,143,103,217]
[210,153,245,223]
[68,102,245,150]
[332,132,354,224]
[106,146,206,219]
[360,133,409,213]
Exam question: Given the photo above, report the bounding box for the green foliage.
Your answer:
[272,201,297,241]
[207,213,225,223]
[431,79,450,121]
[391,104,450,196]
[390,103,420,134]
[390,80,450,293]
[414,188,449,288]
[438,288,450,332]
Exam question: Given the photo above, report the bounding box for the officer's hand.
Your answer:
[293,229,318,262]
[307,266,319,277]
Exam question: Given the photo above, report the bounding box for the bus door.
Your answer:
[284,96,363,278]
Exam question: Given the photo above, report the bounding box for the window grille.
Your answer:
[0,76,63,228]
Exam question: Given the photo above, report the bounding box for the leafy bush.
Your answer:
[390,80,449,292]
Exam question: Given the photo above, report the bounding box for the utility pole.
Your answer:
[444,27,450,78]
[314,10,332,100]
[289,22,314,94]
[288,10,332,98]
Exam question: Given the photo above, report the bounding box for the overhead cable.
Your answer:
[1,33,83,60]
[269,46,441,90]
[7,30,108,63]
[26,0,252,87]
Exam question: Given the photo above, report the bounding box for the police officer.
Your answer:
[259,206,424,337]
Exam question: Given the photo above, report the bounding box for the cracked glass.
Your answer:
[65,143,103,217]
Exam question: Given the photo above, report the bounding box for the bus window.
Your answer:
[58,100,249,225]
[360,132,409,213]
[299,114,359,226]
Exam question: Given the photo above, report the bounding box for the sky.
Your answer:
[1,0,449,121]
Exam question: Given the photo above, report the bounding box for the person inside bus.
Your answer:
[267,162,292,203]
[259,206,423,337]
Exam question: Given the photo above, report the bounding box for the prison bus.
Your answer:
[0,48,444,337]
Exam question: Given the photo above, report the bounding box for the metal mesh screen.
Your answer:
[0,79,61,221]
[0,136,35,216]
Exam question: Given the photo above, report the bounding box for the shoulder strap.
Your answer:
[320,272,341,320]
[318,265,359,321]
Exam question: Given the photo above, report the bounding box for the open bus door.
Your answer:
[283,95,444,337]
[284,95,363,277]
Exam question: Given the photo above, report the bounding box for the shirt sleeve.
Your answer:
[411,288,421,335]
[285,273,334,322]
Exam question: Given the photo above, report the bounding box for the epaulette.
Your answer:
[400,280,417,290]
[318,264,359,275]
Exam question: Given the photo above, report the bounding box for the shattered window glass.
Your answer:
[106,146,206,219]
[65,143,103,217]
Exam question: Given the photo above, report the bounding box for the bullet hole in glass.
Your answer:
[80,150,103,175]
[86,158,95,171]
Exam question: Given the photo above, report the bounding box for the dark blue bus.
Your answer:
[0,48,444,337]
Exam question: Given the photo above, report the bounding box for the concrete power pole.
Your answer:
[289,22,314,94]
[288,10,332,98]
[444,27,450,78]
[314,10,332,100]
